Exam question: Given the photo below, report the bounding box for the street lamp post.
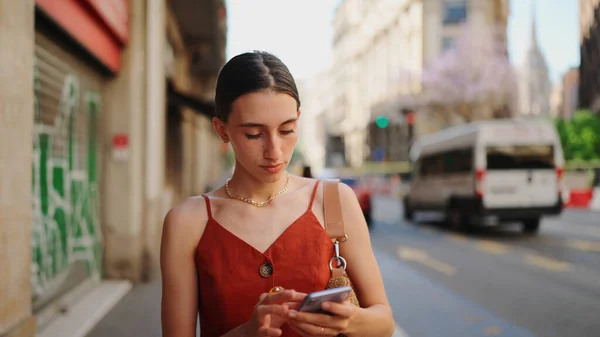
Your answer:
[402,108,415,159]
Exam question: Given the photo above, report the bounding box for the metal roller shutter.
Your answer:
[32,32,104,311]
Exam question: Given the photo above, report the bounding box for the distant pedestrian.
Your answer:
[302,165,313,178]
[160,51,394,337]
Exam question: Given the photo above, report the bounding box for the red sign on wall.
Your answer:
[112,134,129,148]
[112,134,129,162]
[82,0,129,44]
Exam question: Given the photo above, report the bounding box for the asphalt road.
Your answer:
[371,196,600,337]
[87,196,600,337]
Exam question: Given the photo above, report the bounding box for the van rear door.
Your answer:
[483,145,558,209]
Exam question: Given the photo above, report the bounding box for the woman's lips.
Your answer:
[261,163,284,173]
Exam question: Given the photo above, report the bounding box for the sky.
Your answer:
[507,0,580,83]
[226,0,580,84]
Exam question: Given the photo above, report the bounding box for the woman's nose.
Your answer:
[264,135,283,160]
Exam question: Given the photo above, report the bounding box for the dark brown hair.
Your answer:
[214,51,301,122]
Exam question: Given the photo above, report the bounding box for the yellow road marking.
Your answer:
[483,326,502,336]
[397,246,456,276]
[567,239,600,252]
[524,255,571,272]
[476,241,509,255]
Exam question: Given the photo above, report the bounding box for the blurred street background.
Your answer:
[1,1,600,337]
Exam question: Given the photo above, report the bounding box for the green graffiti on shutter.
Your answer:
[31,59,103,300]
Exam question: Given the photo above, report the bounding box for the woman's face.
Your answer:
[214,90,300,183]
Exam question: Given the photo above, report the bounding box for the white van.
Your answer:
[404,119,565,234]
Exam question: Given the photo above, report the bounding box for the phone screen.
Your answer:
[298,286,352,314]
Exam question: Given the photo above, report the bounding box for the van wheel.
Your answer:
[522,218,540,234]
[447,206,465,232]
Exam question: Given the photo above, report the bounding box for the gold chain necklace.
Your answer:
[225,176,290,207]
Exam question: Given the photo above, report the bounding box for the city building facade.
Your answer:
[0,0,227,336]
[561,68,580,120]
[550,81,565,119]
[579,0,600,113]
[517,3,552,117]
[323,0,509,168]
[297,71,333,174]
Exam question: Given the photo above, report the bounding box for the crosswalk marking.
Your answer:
[397,246,457,276]
[566,239,600,252]
[389,212,591,275]
[524,254,571,272]
[483,326,502,336]
[476,241,509,255]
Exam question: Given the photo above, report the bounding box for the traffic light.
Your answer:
[375,115,389,129]
[405,110,415,125]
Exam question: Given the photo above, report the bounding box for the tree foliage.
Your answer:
[421,23,518,124]
[555,109,600,161]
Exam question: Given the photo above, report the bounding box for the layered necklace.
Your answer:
[225,175,290,208]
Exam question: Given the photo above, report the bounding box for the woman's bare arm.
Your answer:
[160,199,205,337]
[338,183,395,337]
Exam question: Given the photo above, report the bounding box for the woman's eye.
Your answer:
[280,130,295,135]
[245,133,262,140]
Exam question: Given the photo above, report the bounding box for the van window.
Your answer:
[419,155,443,176]
[419,148,473,176]
[445,148,473,173]
[486,145,554,170]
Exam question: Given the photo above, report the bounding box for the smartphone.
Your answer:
[297,286,352,314]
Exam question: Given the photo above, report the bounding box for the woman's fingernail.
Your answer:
[288,310,298,318]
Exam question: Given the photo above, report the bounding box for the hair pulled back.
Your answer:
[215,51,301,123]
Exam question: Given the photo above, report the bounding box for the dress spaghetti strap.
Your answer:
[307,180,321,210]
[201,194,213,219]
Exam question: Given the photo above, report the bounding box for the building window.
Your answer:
[441,36,455,51]
[443,0,467,25]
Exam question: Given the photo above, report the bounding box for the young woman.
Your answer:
[160,51,394,337]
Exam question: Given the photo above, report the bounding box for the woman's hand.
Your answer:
[287,300,355,336]
[244,289,307,336]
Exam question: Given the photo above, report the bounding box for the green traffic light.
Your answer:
[375,115,389,129]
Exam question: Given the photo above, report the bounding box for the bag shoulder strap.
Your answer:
[323,179,346,240]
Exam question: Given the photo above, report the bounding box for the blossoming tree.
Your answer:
[421,23,519,125]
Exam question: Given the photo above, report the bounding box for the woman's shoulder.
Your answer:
[161,195,209,250]
[292,176,354,210]
[166,195,208,221]
[312,177,355,198]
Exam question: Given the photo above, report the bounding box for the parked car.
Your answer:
[342,178,373,226]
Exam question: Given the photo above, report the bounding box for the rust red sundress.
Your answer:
[195,180,334,336]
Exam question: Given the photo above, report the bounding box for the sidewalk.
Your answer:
[86,281,167,337]
[38,280,132,337]
[86,279,409,337]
